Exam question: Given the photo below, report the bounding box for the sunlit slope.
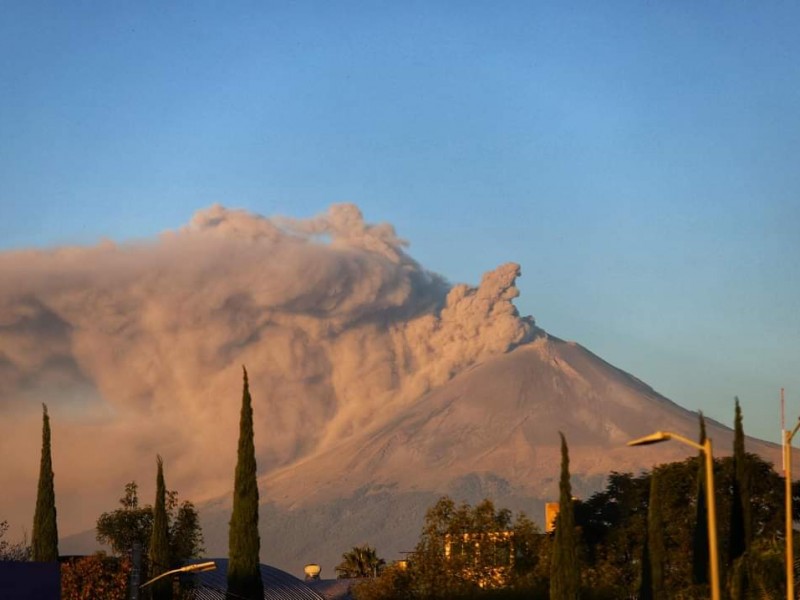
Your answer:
[263,334,779,508]
[195,334,782,574]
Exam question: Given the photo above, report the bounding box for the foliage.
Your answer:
[643,467,665,600]
[348,497,547,600]
[32,403,59,561]
[352,563,412,600]
[169,495,206,561]
[149,455,172,600]
[728,398,754,598]
[96,481,204,562]
[413,497,506,597]
[576,470,649,594]
[335,544,386,578]
[61,553,131,600]
[349,439,798,600]
[227,366,264,600]
[574,450,790,599]
[550,432,579,600]
[0,520,30,561]
[692,412,709,585]
[97,482,152,556]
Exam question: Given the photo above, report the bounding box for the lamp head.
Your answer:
[188,562,216,574]
[627,431,672,447]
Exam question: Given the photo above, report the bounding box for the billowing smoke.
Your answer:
[0,204,534,538]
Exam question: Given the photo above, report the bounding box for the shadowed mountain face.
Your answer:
[197,334,782,577]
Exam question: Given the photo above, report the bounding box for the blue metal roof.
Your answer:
[179,559,326,600]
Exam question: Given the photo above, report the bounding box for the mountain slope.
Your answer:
[196,334,782,576]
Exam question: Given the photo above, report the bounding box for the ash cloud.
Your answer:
[0,204,534,537]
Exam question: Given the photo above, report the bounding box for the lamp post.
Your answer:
[628,431,720,600]
[784,417,800,600]
[140,561,216,591]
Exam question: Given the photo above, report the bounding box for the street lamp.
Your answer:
[783,416,800,600]
[628,431,720,600]
[140,561,216,590]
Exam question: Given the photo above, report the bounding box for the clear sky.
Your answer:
[1,2,798,443]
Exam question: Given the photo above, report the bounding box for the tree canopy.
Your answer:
[335,545,386,579]
[352,448,797,600]
[95,481,205,562]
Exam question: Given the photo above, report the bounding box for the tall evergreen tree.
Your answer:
[550,432,579,600]
[31,404,58,561]
[729,398,751,565]
[149,455,172,600]
[227,366,264,600]
[646,469,666,600]
[692,412,709,585]
[727,397,752,600]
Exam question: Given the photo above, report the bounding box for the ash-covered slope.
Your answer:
[198,333,782,577]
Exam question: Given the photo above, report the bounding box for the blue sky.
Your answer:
[2,1,798,443]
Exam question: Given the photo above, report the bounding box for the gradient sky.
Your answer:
[2,2,798,443]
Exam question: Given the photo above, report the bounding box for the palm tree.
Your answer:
[335,545,386,579]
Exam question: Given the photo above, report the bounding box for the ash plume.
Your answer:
[0,204,534,537]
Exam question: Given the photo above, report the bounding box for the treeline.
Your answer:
[352,406,799,599]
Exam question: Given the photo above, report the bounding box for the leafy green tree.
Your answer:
[32,404,58,561]
[575,471,648,596]
[550,432,579,600]
[574,449,792,599]
[406,496,540,599]
[509,511,547,587]
[692,412,709,585]
[409,496,474,599]
[227,366,264,600]
[96,482,204,561]
[97,482,152,556]
[168,495,206,561]
[335,545,386,578]
[148,455,172,600]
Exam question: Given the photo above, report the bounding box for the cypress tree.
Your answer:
[647,469,666,600]
[692,412,709,585]
[227,366,264,600]
[149,455,172,600]
[31,403,58,561]
[729,398,751,565]
[550,432,579,600]
[727,397,752,600]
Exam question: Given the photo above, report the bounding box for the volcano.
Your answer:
[197,331,782,577]
[6,205,781,578]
